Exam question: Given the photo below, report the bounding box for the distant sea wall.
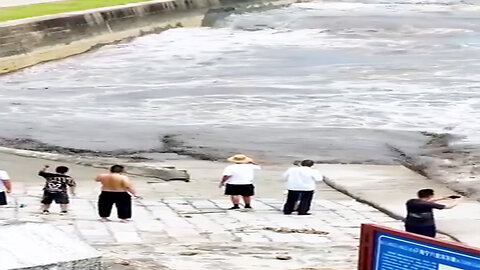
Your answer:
[0,0,301,74]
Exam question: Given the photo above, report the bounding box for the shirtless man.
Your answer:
[95,165,137,222]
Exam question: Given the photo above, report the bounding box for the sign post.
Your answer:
[359,224,480,270]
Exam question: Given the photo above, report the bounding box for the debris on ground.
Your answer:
[263,227,329,235]
[115,259,131,266]
[179,251,199,256]
[276,255,292,260]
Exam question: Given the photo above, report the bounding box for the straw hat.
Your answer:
[227,154,254,164]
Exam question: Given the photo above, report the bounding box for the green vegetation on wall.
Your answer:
[0,0,153,22]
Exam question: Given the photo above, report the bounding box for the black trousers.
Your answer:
[283,190,314,215]
[0,191,7,205]
[405,224,436,238]
[98,191,132,219]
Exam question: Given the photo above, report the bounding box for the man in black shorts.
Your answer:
[219,154,261,210]
[405,189,460,238]
[39,165,76,214]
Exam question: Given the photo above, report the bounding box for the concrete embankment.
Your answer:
[0,146,191,181]
[0,0,300,74]
[321,164,480,248]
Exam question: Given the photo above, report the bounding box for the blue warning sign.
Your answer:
[373,233,480,270]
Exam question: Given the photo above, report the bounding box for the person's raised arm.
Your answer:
[443,199,461,209]
[39,165,49,176]
[430,195,450,202]
[3,180,11,193]
[431,194,462,202]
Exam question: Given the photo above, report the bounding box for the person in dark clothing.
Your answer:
[405,189,460,238]
[39,165,76,215]
[282,160,323,215]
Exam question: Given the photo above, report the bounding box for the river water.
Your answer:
[0,0,479,163]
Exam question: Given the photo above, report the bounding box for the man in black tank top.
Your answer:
[405,189,460,238]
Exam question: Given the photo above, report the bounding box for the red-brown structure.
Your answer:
[358,224,480,270]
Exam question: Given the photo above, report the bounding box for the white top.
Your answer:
[283,166,323,191]
[222,164,261,185]
[0,170,10,192]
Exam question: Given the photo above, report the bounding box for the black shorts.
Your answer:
[41,191,69,204]
[225,184,255,196]
[0,191,7,205]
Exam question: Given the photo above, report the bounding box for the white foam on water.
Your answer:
[1,0,480,148]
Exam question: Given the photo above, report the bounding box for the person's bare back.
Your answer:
[96,173,131,192]
[96,165,137,221]
[94,165,136,196]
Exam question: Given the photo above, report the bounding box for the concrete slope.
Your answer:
[0,223,101,270]
[320,164,480,247]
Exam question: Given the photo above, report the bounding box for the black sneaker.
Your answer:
[42,210,50,215]
[228,206,240,210]
[60,211,68,215]
[244,205,253,209]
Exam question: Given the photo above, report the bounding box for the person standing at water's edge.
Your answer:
[220,154,261,210]
[96,165,138,222]
[405,189,461,238]
[283,160,323,215]
[0,169,12,206]
[39,165,76,214]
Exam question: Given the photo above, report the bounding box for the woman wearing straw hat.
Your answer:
[219,154,261,210]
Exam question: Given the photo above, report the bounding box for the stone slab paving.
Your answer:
[0,159,462,269]
[0,183,407,269]
[320,164,480,248]
[0,223,101,270]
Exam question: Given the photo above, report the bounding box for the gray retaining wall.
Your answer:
[0,0,301,74]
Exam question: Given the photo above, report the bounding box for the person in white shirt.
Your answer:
[219,154,261,210]
[282,160,323,215]
[0,170,12,206]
